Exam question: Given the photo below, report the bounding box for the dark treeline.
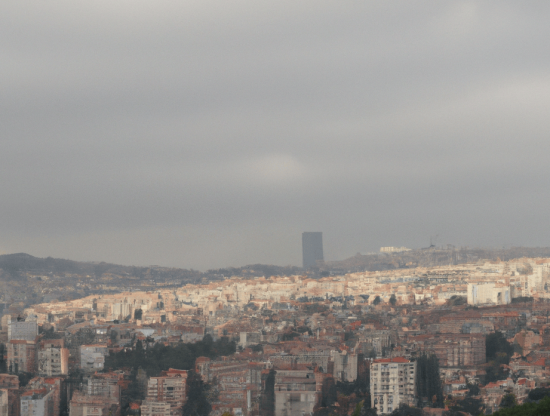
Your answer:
[485,331,515,383]
[490,396,550,416]
[104,335,235,376]
[415,353,444,407]
[0,344,6,373]
[5,246,550,283]
[259,369,275,416]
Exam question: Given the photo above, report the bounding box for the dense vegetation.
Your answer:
[259,369,275,416]
[528,387,550,401]
[0,344,6,373]
[447,396,485,416]
[105,335,235,376]
[485,331,515,383]
[105,335,235,415]
[182,371,212,416]
[416,353,444,407]
[491,396,550,416]
[486,332,515,363]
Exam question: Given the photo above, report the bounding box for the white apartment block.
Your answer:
[69,391,120,416]
[38,343,69,376]
[8,321,38,341]
[273,370,320,416]
[0,389,8,416]
[80,345,108,372]
[7,340,36,374]
[141,400,171,416]
[86,373,121,399]
[146,369,188,416]
[380,247,411,253]
[331,351,358,382]
[370,357,416,414]
[20,389,54,416]
[467,283,510,305]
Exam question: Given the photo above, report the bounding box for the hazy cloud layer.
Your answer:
[2,1,550,269]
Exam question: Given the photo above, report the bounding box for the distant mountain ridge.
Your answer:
[3,246,550,280]
[1,248,550,311]
[0,252,301,281]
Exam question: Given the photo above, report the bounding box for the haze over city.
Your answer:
[2,1,550,271]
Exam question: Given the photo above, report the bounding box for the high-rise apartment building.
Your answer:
[20,389,55,416]
[38,339,69,377]
[7,340,37,374]
[8,320,38,341]
[145,369,188,416]
[141,400,171,416]
[370,357,416,414]
[80,345,108,372]
[0,375,20,416]
[68,391,120,416]
[302,232,324,268]
[274,369,320,416]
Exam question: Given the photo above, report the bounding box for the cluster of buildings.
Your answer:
[1,257,550,415]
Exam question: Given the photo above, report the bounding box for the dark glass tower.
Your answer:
[302,232,324,268]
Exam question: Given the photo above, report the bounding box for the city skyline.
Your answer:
[2,2,550,270]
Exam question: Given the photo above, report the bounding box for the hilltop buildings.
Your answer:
[1,256,550,415]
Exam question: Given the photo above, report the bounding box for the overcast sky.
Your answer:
[2,1,550,270]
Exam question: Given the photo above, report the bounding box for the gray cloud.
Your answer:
[2,1,550,269]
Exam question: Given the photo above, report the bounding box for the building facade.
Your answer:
[7,340,37,374]
[467,283,510,305]
[302,232,324,269]
[80,345,108,372]
[20,389,55,416]
[69,391,120,416]
[0,375,20,416]
[38,340,69,376]
[8,321,38,341]
[370,357,416,414]
[141,400,171,416]
[146,369,188,416]
[331,351,358,382]
[274,370,320,416]
[0,389,8,416]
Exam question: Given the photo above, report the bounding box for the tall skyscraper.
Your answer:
[302,232,324,268]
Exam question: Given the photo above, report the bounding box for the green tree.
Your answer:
[351,402,363,416]
[182,371,211,416]
[0,344,5,373]
[361,405,377,416]
[321,377,337,407]
[17,372,34,387]
[415,353,444,407]
[486,331,514,364]
[528,387,550,401]
[390,404,422,416]
[467,382,480,397]
[104,336,236,376]
[372,296,381,305]
[259,369,275,416]
[500,393,517,409]
[450,397,484,416]
[491,396,550,416]
[389,295,397,306]
[484,360,509,384]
